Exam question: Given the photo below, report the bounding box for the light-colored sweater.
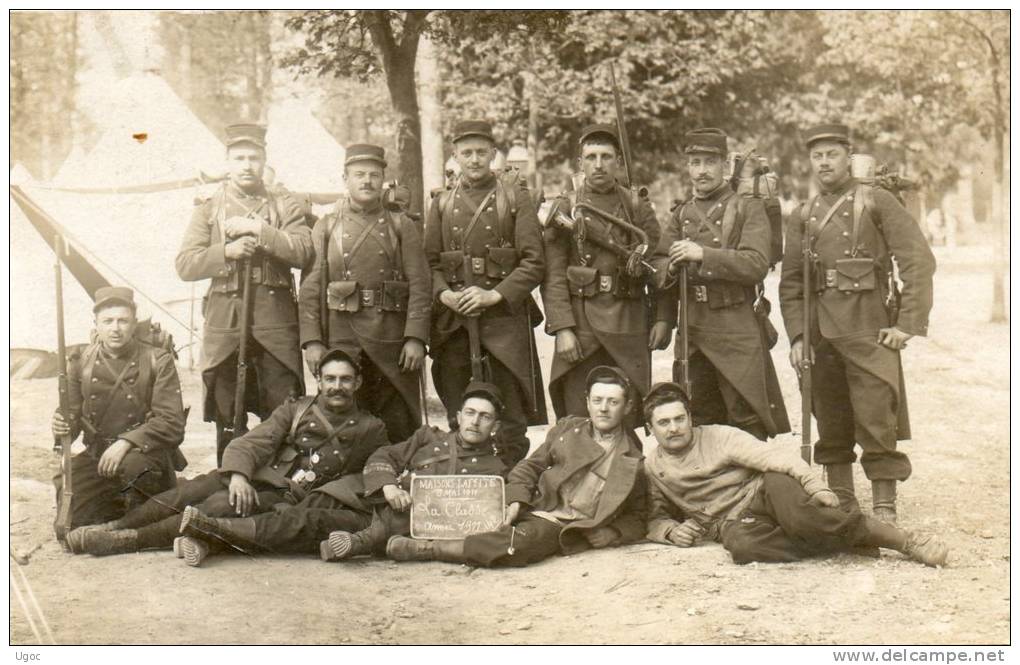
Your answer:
[645,425,829,543]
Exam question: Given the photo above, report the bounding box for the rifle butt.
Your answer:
[800,364,812,465]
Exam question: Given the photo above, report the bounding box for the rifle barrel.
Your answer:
[54,234,73,543]
[233,259,254,433]
[800,239,813,465]
[678,264,692,398]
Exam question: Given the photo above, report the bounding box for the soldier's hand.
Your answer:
[667,520,704,548]
[502,501,522,527]
[223,216,262,239]
[304,342,327,376]
[97,439,133,478]
[648,321,672,350]
[668,240,704,271]
[554,329,583,364]
[229,473,260,516]
[382,484,412,512]
[399,338,426,372]
[584,526,620,549]
[52,412,72,437]
[458,287,503,315]
[809,489,841,508]
[224,236,258,260]
[877,327,912,351]
[439,289,463,314]
[789,338,812,378]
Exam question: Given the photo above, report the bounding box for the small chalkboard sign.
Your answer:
[409,475,505,540]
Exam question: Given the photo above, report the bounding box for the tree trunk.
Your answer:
[416,35,445,204]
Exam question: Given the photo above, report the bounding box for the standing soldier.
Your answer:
[176,123,313,463]
[299,144,431,443]
[654,128,789,441]
[542,124,672,424]
[779,123,935,522]
[51,287,187,535]
[424,120,547,466]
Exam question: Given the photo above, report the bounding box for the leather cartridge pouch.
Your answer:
[439,250,465,285]
[252,446,301,488]
[706,281,747,309]
[566,265,599,298]
[834,258,876,292]
[327,280,360,312]
[485,247,519,280]
[381,280,410,312]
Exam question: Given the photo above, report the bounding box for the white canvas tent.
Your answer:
[10,73,224,362]
[265,98,346,195]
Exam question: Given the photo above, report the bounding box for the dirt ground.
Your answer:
[8,245,1010,645]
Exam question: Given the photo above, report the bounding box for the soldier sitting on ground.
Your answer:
[65,348,388,562]
[171,382,508,564]
[385,366,646,567]
[51,287,188,538]
[641,382,948,567]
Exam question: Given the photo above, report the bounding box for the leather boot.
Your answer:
[321,517,387,562]
[903,531,948,567]
[65,521,120,554]
[386,536,465,563]
[824,463,859,511]
[79,529,140,556]
[179,505,258,553]
[872,480,898,524]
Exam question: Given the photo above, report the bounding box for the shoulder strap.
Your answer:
[462,189,497,249]
[79,343,101,410]
[721,195,742,249]
[135,345,156,410]
[852,183,886,257]
[287,396,318,443]
[494,173,518,245]
[439,184,459,248]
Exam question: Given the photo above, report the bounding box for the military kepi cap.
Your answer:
[452,120,495,144]
[93,286,136,313]
[804,123,850,148]
[684,127,728,156]
[317,347,361,375]
[345,143,387,168]
[225,123,267,148]
[585,365,633,396]
[645,381,690,403]
[578,123,621,150]
[462,381,505,415]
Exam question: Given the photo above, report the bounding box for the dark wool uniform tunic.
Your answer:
[654,184,790,440]
[424,172,548,466]
[298,197,432,442]
[53,339,187,533]
[542,182,671,422]
[115,396,388,550]
[240,425,508,555]
[175,181,313,455]
[778,177,935,480]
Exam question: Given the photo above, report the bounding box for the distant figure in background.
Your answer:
[176,122,313,463]
[299,143,432,442]
[424,120,547,467]
[51,287,187,537]
[778,123,936,522]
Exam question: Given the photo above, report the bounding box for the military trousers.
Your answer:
[246,493,372,554]
[206,339,302,464]
[52,445,176,537]
[356,354,417,444]
[719,472,870,564]
[115,470,288,550]
[678,349,767,441]
[461,513,564,567]
[811,337,912,481]
[432,328,532,467]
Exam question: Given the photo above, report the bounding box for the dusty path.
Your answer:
[8,246,1009,644]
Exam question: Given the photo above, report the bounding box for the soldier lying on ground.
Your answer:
[51,287,187,537]
[641,382,948,567]
[384,365,646,567]
[65,348,387,560]
[171,382,508,565]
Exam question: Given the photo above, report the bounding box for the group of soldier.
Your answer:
[51,115,949,570]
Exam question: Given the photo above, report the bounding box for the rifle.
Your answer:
[232,200,267,436]
[609,63,635,188]
[53,233,73,547]
[677,264,692,399]
[461,253,491,382]
[800,222,814,465]
[319,215,334,349]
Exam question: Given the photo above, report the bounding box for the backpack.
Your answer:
[731,151,783,268]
